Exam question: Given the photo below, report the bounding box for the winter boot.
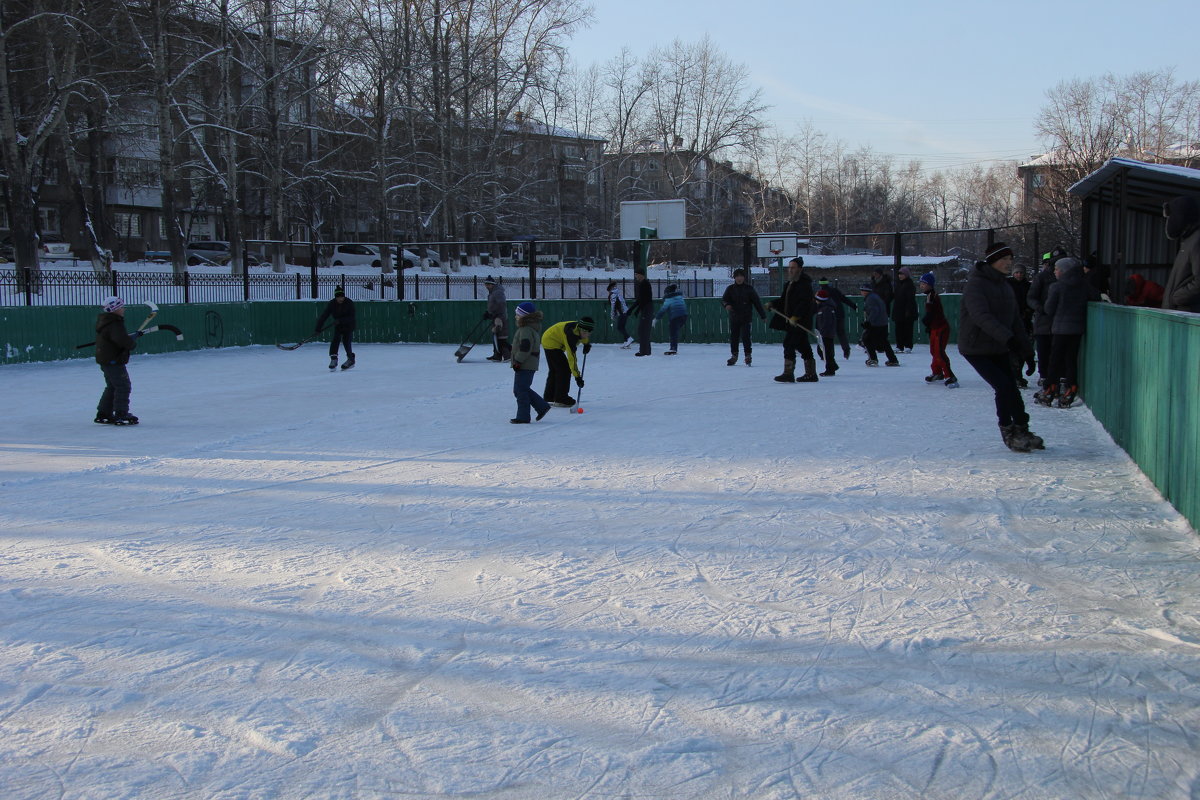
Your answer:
[727,355,738,366]
[340,353,356,370]
[113,413,139,426]
[1014,424,1045,450]
[820,358,838,377]
[1057,381,1077,408]
[774,359,796,383]
[94,414,114,424]
[796,357,819,382]
[925,372,944,383]
[622,337,635,349]
[1000,423,1031,452]
[328,355,338,370]
[1034,382,1058,407]
[944,374,959,389]
[744,354,752,366]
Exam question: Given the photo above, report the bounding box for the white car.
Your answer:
[40,235,73,262]
[329,244,428,269]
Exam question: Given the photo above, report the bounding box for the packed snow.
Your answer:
[2,340,1199,799]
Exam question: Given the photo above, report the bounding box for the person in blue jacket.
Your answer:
[654,284,689,355]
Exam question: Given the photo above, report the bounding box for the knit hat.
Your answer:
[984,242,1014,264]
[818,277,829,285]
[334,286,345,297]
[815,289,831,302]
[606,281,617,291]
[1055,257,1082,273]
[733,267,747,278]
[102,296,124,312]
[665,284,677,294]
[483,275,497,285]
[789,257,804,268]
[576,316,595,332]
[898,266,911,278]
[858,283,873,293]
[919,271,936,287]
[515,301,536,318]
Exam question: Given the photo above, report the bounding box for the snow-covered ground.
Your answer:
[3,342,1199,800]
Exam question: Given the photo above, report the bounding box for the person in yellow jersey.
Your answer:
[541,316,594,407]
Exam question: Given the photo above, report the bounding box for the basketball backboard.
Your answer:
[619,200,686,240]
[756,233,799,259]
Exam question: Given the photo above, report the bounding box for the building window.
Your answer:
[112,157,159,187]
[564,144,581,159]
[113,212,143,238]
[39,207,61,233]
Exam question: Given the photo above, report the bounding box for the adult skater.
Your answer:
[891,266,918,353]
[607,281,634,348]
[315,286,356,370]
[94,296,141,425]
[509,302,551,423]
[1036,257,1099,408]
[959,243,1043,452]
[1163,195,1200,312]
[541,316,594,407]
[721,267,766,365]
[767,257,818,382]
[629,271,654,357]
[483,276,510,361]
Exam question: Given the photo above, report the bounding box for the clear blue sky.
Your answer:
[566,0,1200,171]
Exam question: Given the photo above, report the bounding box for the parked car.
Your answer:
[40,235,74,262]
[328,244,432,269]
[185,241,261,267]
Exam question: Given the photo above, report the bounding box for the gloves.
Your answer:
[482,311,491,320]
[789,316,800,326]
[1025,359,1036,376]
[511,361,522,371]
[582,342,591,355]
[574,375,585,388]
[492,317,502,332]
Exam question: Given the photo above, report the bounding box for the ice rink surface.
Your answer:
[3,342,1199,799]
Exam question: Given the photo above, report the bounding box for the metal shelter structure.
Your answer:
[1070,157,1200,291]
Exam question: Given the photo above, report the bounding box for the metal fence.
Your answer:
[0,268,718,307]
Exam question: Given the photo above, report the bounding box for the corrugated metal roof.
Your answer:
[1069,157,1200,199]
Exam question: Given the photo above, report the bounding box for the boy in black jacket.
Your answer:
[316,287,357,370]
[94,296,141,425]
[720,267,766,365]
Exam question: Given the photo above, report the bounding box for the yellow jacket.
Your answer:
[541,320,589,377]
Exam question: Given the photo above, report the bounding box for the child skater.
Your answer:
[813,289,839,376]
[919,272,957,388]
[510,302,551,423]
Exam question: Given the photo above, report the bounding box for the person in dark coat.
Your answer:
[1163,195,1200,312]
[858,284,898,367]
[315,286,356,370]
[1036,257,1099,407]
[94,296,141,425]
[870,267,894,315]
[1123,273,1165,308]
[767,257,818,382]
[919,272,956,388]
[1007,264,1033,333]
[721,267,766,365]
[891,266,918,352]
[817,277,857,359]
[483,276,510,361]
[1026,251,1060,390]
[959,243,1042,452]
[628,271,655,356]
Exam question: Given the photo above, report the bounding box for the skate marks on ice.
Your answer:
[2,344,1200,799]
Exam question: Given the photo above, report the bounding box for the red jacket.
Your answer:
[1124,273,1164,308]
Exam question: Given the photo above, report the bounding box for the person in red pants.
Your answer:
[919,272,957,388]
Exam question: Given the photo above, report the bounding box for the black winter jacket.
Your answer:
[721,281,766,322]
[1163,195,1200,312]
[891,276,917,322]
[768,273,814,331]
[94,312,138,366]
[629,278,654,317]
[1044,262,1098,335]
[958,261,1031,358]
[316,297,356,332]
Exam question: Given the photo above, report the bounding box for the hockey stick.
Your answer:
[76,322,183,349]
[573,349,589,414]
[768,308,824,360]
[276,325,331,351]
[136,302,159,332]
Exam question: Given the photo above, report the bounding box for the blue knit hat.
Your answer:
[920,271,935,287]
[515,301,536,318]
